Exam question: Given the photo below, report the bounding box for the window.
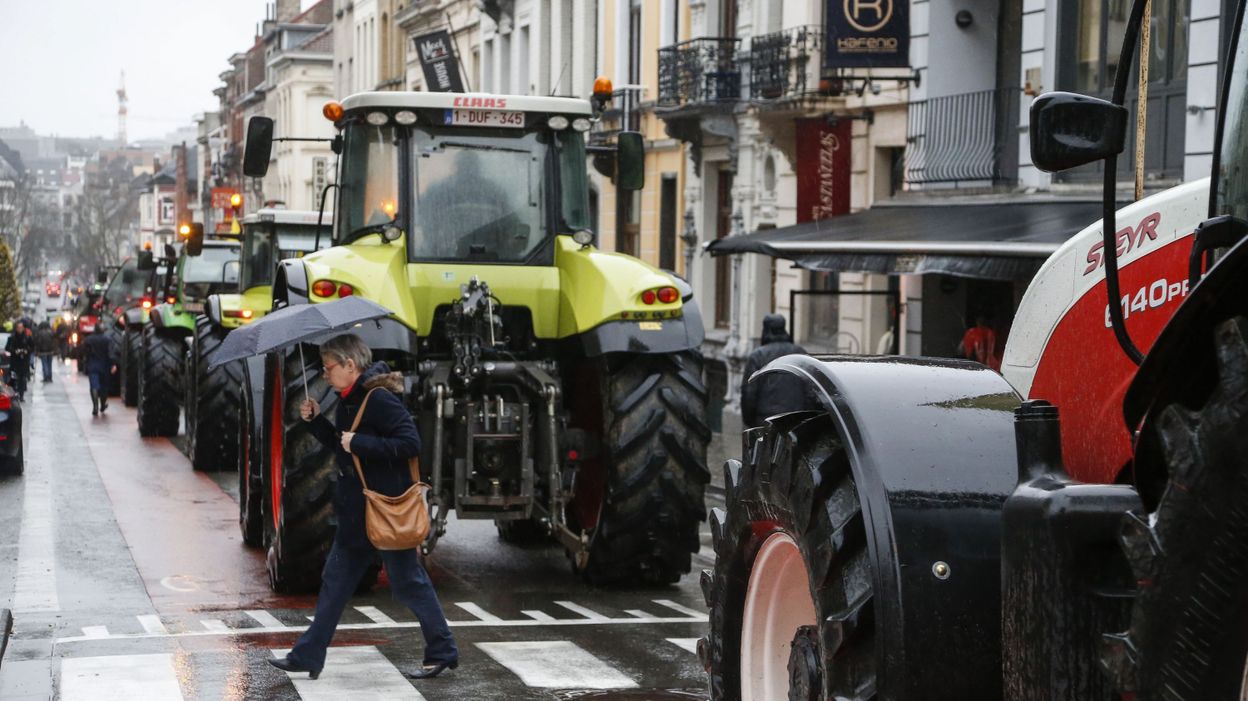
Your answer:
[659,174,678,270]
[714,169,733,328]
[616,189,640,256]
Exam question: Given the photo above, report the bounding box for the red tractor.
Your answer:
[701,0,1248,698]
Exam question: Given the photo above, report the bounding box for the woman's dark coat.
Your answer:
[307,361,422,548]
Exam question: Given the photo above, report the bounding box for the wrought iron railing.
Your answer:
[590,86,644,146]
[748,26,821,101]
[657,37,742,107]
[905,88,1021,186]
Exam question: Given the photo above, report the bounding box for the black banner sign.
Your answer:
[414,30,465,92]
[824,0,910,68]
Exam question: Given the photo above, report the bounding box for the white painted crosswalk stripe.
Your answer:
[245,609,286,628]
[61,653,183,700]
[521,609,556,622]
[455,601,504,622]
[667,637,700,654]
[653,599,705,617]
[355,605,397,625]
[81,625,109,638]
[476,640,638,689]
[273,646,427,700]
[554,601,610,621]
[200,619,229,632]
[137,614,168,635]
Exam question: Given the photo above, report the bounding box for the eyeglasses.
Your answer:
[322,361,340,374]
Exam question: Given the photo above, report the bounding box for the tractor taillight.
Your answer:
[657,286,679,304]
[223,309,255,320]
[311,280,337,297]
[141,298,152,309]
[0,395,11,410]
[337,283,354,297]
[641,290,657,305]
[166,296,176,304]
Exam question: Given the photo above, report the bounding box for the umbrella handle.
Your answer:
[299,343,310,404]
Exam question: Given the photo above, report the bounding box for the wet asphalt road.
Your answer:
[0,361,721,700]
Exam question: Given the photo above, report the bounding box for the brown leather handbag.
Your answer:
[350,388,431,550]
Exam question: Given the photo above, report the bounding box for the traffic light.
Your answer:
[179,222,204,257]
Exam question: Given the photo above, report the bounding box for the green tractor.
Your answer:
[136,230,241,453]
[191,208,326,543]
[242,86,710,593]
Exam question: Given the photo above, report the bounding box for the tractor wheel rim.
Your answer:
[740,531,818,701]
[1240,652,1248,701]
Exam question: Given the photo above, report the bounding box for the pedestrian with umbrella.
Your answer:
[211,298,458,681]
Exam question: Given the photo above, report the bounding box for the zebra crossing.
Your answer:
[55,598,707,644]
[48,637,706,700]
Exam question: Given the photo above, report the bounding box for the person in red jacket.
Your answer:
[959,315,1000,371]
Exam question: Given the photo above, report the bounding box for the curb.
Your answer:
[0,608,11,669]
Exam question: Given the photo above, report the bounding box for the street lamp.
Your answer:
[680,208,697,283]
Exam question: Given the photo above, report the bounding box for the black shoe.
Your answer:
[91,407,98,416]
[268,656,321,679]
[406,660,457,679]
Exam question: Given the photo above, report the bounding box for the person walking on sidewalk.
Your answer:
[34,322,55,383]
[740,314,809,429]
[268,333,458,681]
[5,320,33,401]
[83,330,116,415]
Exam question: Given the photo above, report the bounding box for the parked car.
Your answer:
[0,332,24,476]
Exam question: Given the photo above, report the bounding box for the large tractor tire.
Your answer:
[187,317,242,472]
[701,411,876,701]
[120,327,141,407]
[137,325,182,437]
[237,371,264,547]
[1100,316,1248,699]
[570,351,710,586]
[103,322,123,397]
[264,345,339,594]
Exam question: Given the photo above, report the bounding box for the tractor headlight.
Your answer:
[547,116,569,130]
[571,118,592,132]
[572,229,594,246]
[394,110,417,125]
[366,111,390,126]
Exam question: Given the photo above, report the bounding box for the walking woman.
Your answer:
[268,334,458,680]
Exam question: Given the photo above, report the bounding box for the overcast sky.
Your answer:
[0,0,310,142]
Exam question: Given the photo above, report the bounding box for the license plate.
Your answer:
[444,109,525,128]
[183,302,204,313]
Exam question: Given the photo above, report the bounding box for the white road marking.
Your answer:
[61,653,183,700]
[137,614,168,635]
[476,641,638,689]
[245,609,286,628]
[200,619,229,632]
[554,601,609,621]
[273,647,427,699]
[12,451,58,613]
[667,638,700,654]
[653,599,705,617]
[454,601,504,622]
[355,605,397,625]
[55,604,708,644]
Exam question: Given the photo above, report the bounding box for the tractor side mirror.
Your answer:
[243,116,275,178]
[136,250,156,271]
[96,270,109,285]
[616,131,645,191]
[180,223,205,257]
[1029,92,1128,172]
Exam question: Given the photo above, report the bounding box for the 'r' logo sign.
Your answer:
[844,0,893,32]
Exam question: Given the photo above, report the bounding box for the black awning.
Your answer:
[705,200,1108,280]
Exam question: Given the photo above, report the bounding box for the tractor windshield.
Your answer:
[336,124,400,243]
[182,244,241,302]
[241,224,319,290]
[1215,9,1247,221]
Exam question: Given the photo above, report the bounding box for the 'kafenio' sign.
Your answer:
[414,30,465,93]
[824,0,910,68]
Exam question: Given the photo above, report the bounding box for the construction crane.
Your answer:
[116,71,128,147]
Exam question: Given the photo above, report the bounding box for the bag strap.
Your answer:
[349,387,423,487]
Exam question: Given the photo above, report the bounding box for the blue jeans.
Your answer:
[87,369,107,392]
[289,542,458,672]
[39,355,52,381]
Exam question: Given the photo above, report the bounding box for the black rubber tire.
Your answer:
[121,327,140,407]
[188,317,243,472]
[103,322,123,397]
[237,371,264,547]
[137,325,182,437]
[265,345,339,594]
[701,412,877,701]
[574,351,711,586]
[1100,316,1248,699]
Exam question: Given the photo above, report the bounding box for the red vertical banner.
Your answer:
[795,118,852,223]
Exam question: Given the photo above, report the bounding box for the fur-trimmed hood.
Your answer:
[359,362,404,394]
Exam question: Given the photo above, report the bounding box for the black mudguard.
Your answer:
[758,354,1020,699]
[575,297,705,356]
[272,260,417,355]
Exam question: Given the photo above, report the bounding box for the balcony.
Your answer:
[748,26,822,103]
[657,38,742,108]
[904,88,1021,188]
[589,86,644,147]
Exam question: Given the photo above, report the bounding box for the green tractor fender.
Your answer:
[554,237,704,356]
[149,303,196,334]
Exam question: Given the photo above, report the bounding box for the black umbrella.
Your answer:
[207,296,394,399]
